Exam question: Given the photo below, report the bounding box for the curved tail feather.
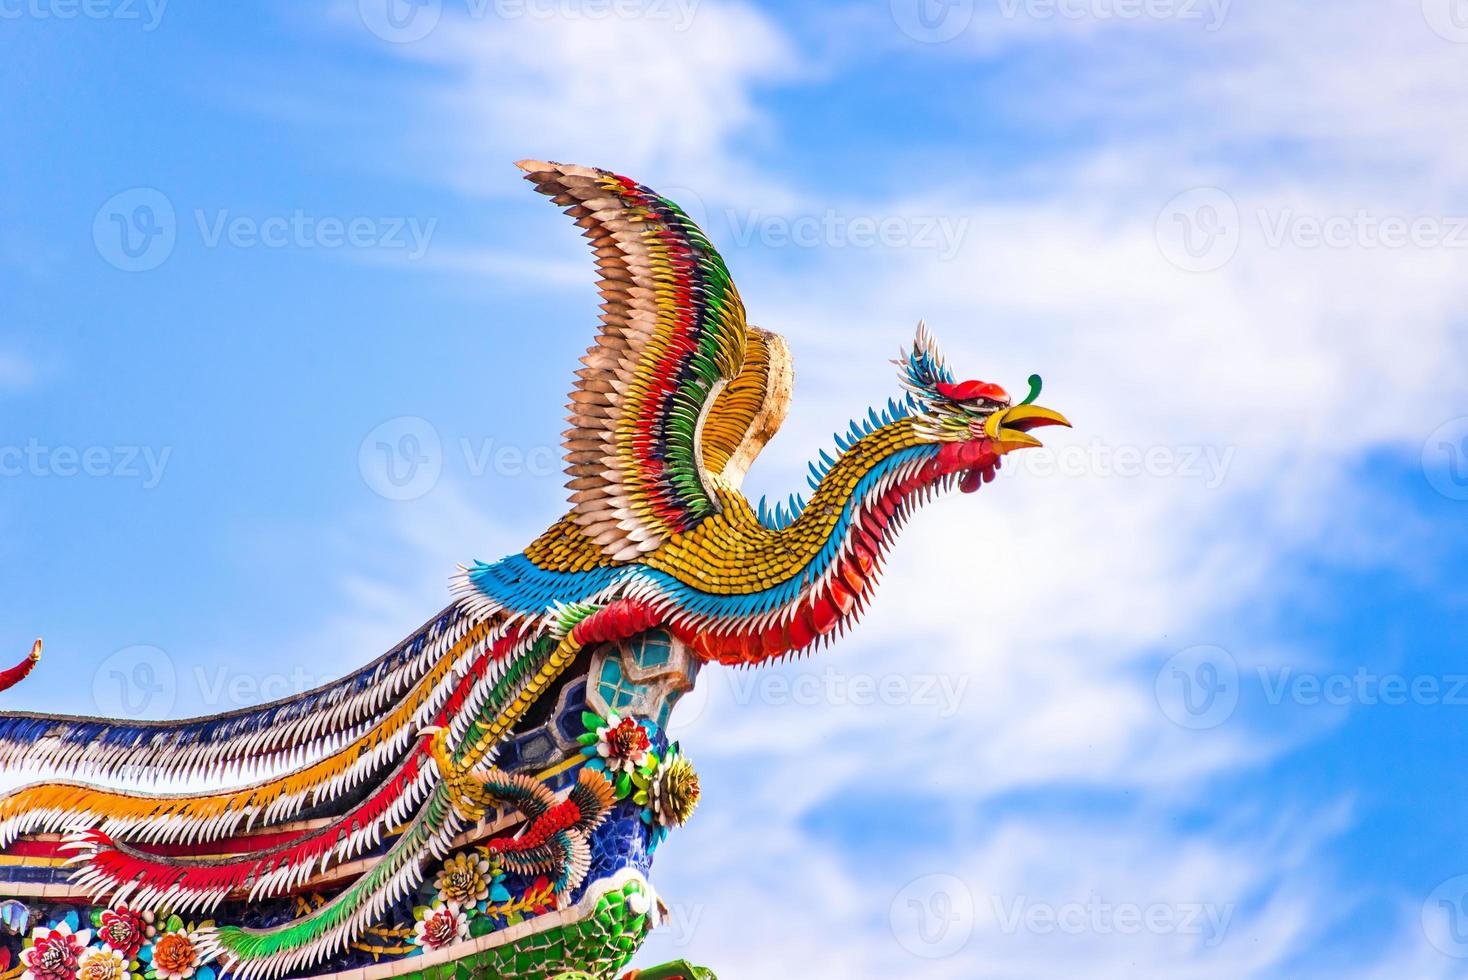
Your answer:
[0,617,506,850]
[0,607,472,783]
[59,750,435,913]
[185,625,577,980]
[43,625,538,924]
[200,781,467,980]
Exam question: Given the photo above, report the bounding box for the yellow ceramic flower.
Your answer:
[651,755,701,828]
[434,852,491,906]
[76,946,131,980]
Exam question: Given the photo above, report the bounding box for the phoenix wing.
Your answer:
[519,160,750,560]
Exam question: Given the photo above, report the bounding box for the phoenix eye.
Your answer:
[960,397,1006,415]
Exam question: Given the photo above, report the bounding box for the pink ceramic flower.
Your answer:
[20,920,91,980]
[97,906,147,958]
[412,903,468,950]
[595,714,651,775]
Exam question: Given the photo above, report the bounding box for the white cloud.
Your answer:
[903,0,1468,191]
[639,797,1355,979]
[332,0,798,199]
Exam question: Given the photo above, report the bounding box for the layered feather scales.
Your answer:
[0,162,996,980]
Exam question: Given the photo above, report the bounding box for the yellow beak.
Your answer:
[982,403,1071,454]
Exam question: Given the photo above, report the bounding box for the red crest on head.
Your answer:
[935,380,1009,403]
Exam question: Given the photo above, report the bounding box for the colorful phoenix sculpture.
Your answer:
[0,162,1069,980]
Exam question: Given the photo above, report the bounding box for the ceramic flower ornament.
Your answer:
[434,852,493,907]
[140,920,212,980]
[591,713,652,775]
[76,945,133,980]
[20,918,90,980]
[95,906,148,959]
[411,904,469,951]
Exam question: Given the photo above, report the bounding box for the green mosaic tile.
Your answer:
[387,880,662,980]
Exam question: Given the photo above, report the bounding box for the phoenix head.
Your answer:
[898,321,1070,493]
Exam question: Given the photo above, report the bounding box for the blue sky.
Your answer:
[4,1,1468,976]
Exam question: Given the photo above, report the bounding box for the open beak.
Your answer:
[982,403,1071,454]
